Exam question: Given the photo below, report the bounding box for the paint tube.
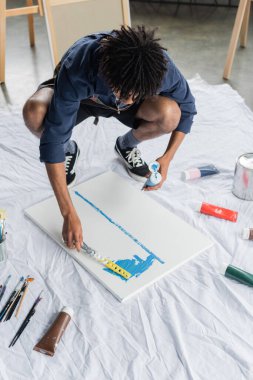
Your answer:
[195,202,238,222]
[242,228,253,240]
[33,307,73,356]
[182,165,219,181]
[220,263,253,286]
[145,172,162,187]
[144,161,162,188]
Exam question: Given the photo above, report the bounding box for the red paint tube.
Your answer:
[195,202,238,222]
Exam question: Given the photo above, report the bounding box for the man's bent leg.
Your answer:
[23,87,54,138]
[23,87,79,186]
[133,95,181,141]
[115,96,181,182]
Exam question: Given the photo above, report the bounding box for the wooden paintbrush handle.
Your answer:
[15,286,28,318]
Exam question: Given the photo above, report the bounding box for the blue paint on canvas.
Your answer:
[104,253,159,281]
[75,191,165,280]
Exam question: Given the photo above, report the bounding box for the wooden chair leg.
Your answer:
[223,0,248,79]
[0,0,6,83]
[37,0,44,16]
[26,0,35,47]
[240,0,251,47]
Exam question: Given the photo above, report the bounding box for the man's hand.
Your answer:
[144,130,186,192]
[62,210,83,251]
[144,156,169,192]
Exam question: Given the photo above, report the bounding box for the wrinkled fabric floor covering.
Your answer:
[0,75,253,380]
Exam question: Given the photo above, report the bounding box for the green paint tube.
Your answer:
[222,264,253,286]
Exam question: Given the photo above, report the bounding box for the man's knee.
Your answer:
[23,98,47,134]
[23,88,53,135]
[158,99,181,133]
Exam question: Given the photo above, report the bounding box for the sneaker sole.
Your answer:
[126,168,148,183]
[114,145,148,184]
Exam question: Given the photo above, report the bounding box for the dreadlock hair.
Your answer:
[99,25,168,102]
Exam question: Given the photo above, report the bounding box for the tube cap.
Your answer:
[62,307,74,318]
[242,228,250,240]
[182,168,201,181]
[149,161,160,173]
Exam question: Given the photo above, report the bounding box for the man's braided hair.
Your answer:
[99,25,168,102]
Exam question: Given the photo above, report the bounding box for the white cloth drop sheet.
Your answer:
[0,75,253,379]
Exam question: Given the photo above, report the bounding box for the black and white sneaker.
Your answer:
[65,141,80,187]
[115,138,149,183]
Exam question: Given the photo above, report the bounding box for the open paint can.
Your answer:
[232,153,253,200]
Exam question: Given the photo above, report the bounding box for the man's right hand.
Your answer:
[45,162,83,252]
[62,210,83,251]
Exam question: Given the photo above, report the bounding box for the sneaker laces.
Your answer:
[126,148,144,168]
[65,155,73,174]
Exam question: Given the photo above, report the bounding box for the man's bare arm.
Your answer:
[46,162,83,251]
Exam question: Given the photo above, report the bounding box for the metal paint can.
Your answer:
[232,153,253,200]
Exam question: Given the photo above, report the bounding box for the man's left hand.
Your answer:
[143,156,170,191]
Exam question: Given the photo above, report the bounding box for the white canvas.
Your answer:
[25,171,213,301]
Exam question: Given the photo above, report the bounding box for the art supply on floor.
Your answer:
[143,161,162,188]
[232,153,253,201]
[242,227,253,240]
[220,263,253,287]
[15,277,34,318]
[0,274,11,303]
[4,276,34,321]
[0,276,24,322]
[33,307,73,356]
[9,291,43,348]
[182,165,219,181]
[195,202,238,222]
[81,243,132,280]
[3,277,28,322]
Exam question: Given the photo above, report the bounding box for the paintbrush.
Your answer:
[4,277,32,321]
[4,291,23,321]
[3,278,26,322]
[0,276,24,322]
[9,291,43,348]
[15,277,34,318]
[81,243,132,279]
[0,275,11,303]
